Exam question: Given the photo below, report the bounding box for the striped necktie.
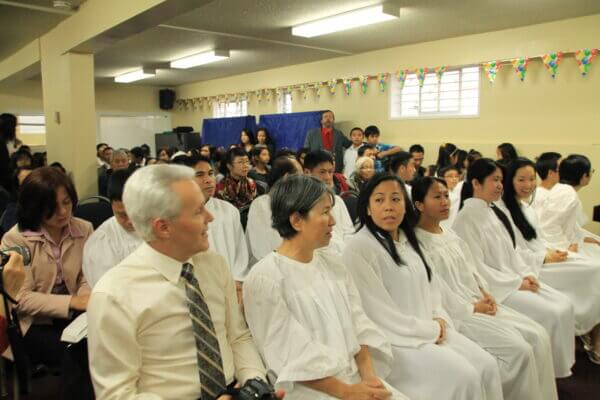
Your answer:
[181,262,227,399]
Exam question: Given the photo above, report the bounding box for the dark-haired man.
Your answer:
[84,169,142,287]
[186,155,250,283]
[409,144,426,179]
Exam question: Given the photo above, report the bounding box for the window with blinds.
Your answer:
[17,115,46,134]
[390,66,480,119]
[212,99,248,118]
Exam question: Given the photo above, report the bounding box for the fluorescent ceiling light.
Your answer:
[170,49,230,69]
[114,68,155,83]
[291,3,399,38]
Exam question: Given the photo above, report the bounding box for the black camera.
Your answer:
[233,378,277,400]
[0,246,31,269]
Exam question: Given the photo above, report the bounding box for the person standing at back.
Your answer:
[304,110,351,173]
[0,114,17,192]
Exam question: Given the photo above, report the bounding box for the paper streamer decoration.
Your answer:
[255,89,263,103]
[358,75,369,93]
[395,69,408,90]
[300,84,308,100]
[483,61,501,83]
[378,73,389,92]
[434,66,447,82]
[415,67,428,87]
[342,78,352,95]
[542,52,562,78]
[266,89,272,102]
[328,79,337,94]
[574,49,598,75]
[315,82,322,98]
[511,57,529,81]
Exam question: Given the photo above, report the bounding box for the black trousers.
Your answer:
[24,322,94,399]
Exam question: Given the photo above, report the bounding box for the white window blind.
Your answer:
[212,99,248,118]
[17,115,46,134]
[277,92,292,114]
[390,66,480,119]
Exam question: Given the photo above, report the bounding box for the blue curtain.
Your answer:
[201,116,257,148]
[258,111,322,151]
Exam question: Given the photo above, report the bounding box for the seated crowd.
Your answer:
[0,110,599,400]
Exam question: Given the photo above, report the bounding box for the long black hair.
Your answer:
[497,143,518,165]
[502,158,537,241]
[411,176,447,219]
[357,173,432,281]
[436,143,457,170]
[461,158,516,247]
[460,158,500,209]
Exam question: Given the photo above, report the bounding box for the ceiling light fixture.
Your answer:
[170,49,230,69]
[114,68,156,83]
[291,3,400,38]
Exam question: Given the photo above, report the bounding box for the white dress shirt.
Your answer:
[87,243,265,400]
[205,197,250,280]
[82,216,143,288]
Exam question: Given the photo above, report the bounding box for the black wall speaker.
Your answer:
[159,89,176,110]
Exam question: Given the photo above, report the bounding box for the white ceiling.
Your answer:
[0,0,85,59]
[2,0,600,87]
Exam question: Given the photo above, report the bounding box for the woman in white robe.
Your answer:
[499,157,600,360]
[342,173,502,400]
[438,165,463,231]
[243,175,408,400]
[246,158,354,261]
[412,176,557,400]
[452,158,575,378]
[533,154,600,258]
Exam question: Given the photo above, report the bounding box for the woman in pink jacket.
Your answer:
[1,166,92,371]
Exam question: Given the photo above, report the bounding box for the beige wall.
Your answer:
[0,79,167,147]
[173,14,600,233]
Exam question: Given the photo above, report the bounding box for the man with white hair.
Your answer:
[87,165,276,400]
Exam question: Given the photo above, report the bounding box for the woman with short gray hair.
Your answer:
[243,175,408,400]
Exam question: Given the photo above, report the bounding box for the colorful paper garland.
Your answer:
[483,60,501,83]
[396,69,408,89]
[378,73,389,92]
[434,66,447,82]
[542,52,562,78]
[511,57,529,81]
[358,75,369,93]
[415,67,428,87]
[342,78,352,95]
[574,49,598,75]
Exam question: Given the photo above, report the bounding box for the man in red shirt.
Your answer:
[303,110,352,173]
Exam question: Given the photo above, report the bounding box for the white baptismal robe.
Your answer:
[343,228,502,400]
[534,183,600,257]
[83,216,143,288]
[416,227,558,400]
[453,198,575,378]
[243,251,408,400]
[500,199,600,335]
[440,181,463,231]
[246,194,354,261]
[205,197,250,280]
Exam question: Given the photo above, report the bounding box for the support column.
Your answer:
[40,47,97,197]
